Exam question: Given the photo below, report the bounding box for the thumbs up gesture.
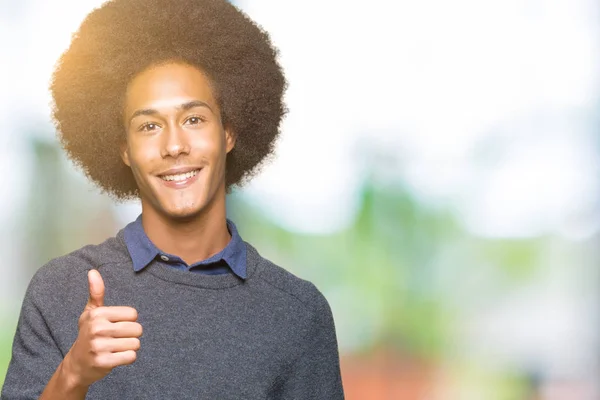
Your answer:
[62,269,143,388]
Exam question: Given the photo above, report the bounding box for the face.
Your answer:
[121,62,235,221]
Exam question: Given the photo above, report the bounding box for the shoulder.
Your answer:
[27,234,128,301]
[249,243,332,316]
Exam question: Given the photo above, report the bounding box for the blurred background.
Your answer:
[1,0,599,398]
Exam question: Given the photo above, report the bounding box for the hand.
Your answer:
[62,269,143,388]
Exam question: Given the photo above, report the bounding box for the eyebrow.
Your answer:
[128,100,213,125]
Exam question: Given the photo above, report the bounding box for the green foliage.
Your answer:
[474,240,543,281]
[0,321,15,388]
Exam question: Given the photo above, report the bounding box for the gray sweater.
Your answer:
[1,228,345,399]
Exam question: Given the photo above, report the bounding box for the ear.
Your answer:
[225,128,236,154]
[120,141,131,167]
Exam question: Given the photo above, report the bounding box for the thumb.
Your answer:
[87,269,105,308]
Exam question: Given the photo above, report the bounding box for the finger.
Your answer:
[108,338,141,352]
[108,321,143,338]
[87,269,105,308]
[93,337,141,353]
[97,350,137,369]
[92,306,138,322]
[111,321,143,338]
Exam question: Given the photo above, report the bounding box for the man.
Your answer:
[1,0,345,398]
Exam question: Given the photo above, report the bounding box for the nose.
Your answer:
[161,125,190,158]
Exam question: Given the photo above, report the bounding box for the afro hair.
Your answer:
[50,0,287,200]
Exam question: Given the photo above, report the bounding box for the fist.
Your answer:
[63,269,143,388]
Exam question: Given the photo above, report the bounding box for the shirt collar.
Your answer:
[123,214,247,279]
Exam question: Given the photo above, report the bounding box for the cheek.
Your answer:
[192,131,227,159]
[128,141,160,170]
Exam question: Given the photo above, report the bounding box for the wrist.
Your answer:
[60,352,89,392]
[39,352,89,400]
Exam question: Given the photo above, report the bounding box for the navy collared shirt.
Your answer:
[122,214,247,279]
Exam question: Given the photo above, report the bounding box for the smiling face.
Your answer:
[121,62,235,222]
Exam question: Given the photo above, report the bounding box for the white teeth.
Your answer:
[161,170,199,182]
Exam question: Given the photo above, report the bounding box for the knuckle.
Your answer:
[79,310,93,327]
[91,354,104,369]
[89,308,102,320]
[89,323,106,337]
[89,339,102,354]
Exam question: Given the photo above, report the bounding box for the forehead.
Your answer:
[125,62,217,112]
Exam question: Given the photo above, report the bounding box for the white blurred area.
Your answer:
[239,0,600,239]
[1,0,598,237]
[1,0,600,398]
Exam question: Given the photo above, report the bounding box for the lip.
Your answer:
[157,166,203,177]
[158,168,202,189]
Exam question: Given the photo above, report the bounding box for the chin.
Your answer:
[142,180,219,222]
[161,204,206,222]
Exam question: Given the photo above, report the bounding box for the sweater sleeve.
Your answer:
[1,272,65,399]
[269,290,345,399]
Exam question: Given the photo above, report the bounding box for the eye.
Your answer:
[139,122,159,132]
[185,116,206,125]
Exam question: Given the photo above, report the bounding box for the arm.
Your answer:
[2,270,141,400]
[1,272,72,399]
[269,291,345,399]
[39,357,89,400]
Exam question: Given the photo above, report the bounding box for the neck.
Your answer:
[140,185,230,265]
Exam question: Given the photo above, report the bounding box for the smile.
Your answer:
[160,169,200,182]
